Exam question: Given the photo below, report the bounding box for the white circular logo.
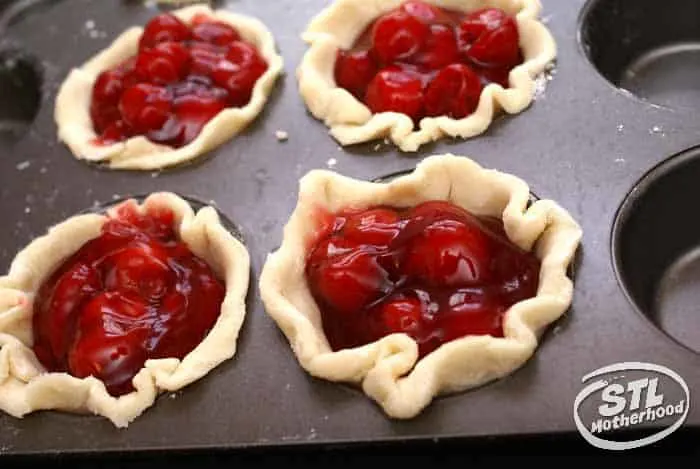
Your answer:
[573,362,690,451]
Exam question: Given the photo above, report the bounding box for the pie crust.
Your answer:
[54,4,284,170]
[297,0,556,152]
[0,192,250,428]
[259,153,582,419]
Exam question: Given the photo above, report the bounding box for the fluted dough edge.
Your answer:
[54,4,284,170]
[297,0,556,152]
[0,192,250,428]
[259,153,582,419]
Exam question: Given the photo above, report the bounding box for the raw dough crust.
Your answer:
[259,153,582,419]
[0,192,250,428]
[55,5,284,170]
[297,0,556,152]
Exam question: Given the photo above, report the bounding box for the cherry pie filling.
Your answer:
[89,12,268,148]
[32,205,225,396]
[305,201,540,358]
[334,1,523,125]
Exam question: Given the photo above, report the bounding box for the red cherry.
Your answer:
[403,218,493,287]
[365,66,424,122]
[458,8,508,44]
[400,1,451,25]
[111,58,141,93]
[393,200,471,243]
[189,41,226,76]
[139,13,191,50]
[145,116,185,148]
[342,208,401,246]
[410,24,459,70]
[226,40,267,68]
[95,119,132,145]
[67,292,151,395]
[146,290,186,356]
[492,245,540,305]
[33,263,101,368]
[371,10,429,64]
[439,288,504,340]
[91,69,129,133]
[191,19,241,46]
[103,208,175,241]
[160,290,187,318]
[97,221,142,249]
[409,200,473,221]
[135,41,190,85]
[74,292,150,335]
[474,63,513,88]
[154,259,224,358]
[168,76,211,97]
[68,327,151,396]
[334,50,378,100]
[68,331,149,396]
[467,25,520,69]
[103,243,174,302]
[118,84,172,134]
[115,56,136,72]
[424,63,483,119]
[173,90,227,144]
[307,235,358,268]
[92,70,126,108]
[458,8,521,68]
[379,296,423,335]
[310,247,391,315]
[188,257,227,299]
[211,41,268,107]
[90,101,121,134]
[142,208,176,237]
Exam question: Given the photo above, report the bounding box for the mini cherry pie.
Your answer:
[297,0,556,151]
[55,5,283,170]
[259,154,581,419]
[0,193,250,427]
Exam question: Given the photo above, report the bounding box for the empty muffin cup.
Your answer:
[613,145,700,354]
[0,47,41,141]
[579,0,700,110]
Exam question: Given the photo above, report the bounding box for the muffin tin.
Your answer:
[0,0,699,457]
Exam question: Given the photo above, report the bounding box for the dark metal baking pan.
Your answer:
[0,0,699,457]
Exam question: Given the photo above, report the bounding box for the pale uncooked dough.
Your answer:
[0,192,250,428]
[259,153,582,419]
[297,0,556,152]
[55,5,284,170]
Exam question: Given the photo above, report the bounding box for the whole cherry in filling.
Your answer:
[90,12,268,147]
[305,201,540,358]
[32,204,225,396]
[333,1,523,125]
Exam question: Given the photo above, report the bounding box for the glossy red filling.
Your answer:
[32,204,225,396]
[334,1,522,124]
[305,201,540,358]
[90,12,268,148]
